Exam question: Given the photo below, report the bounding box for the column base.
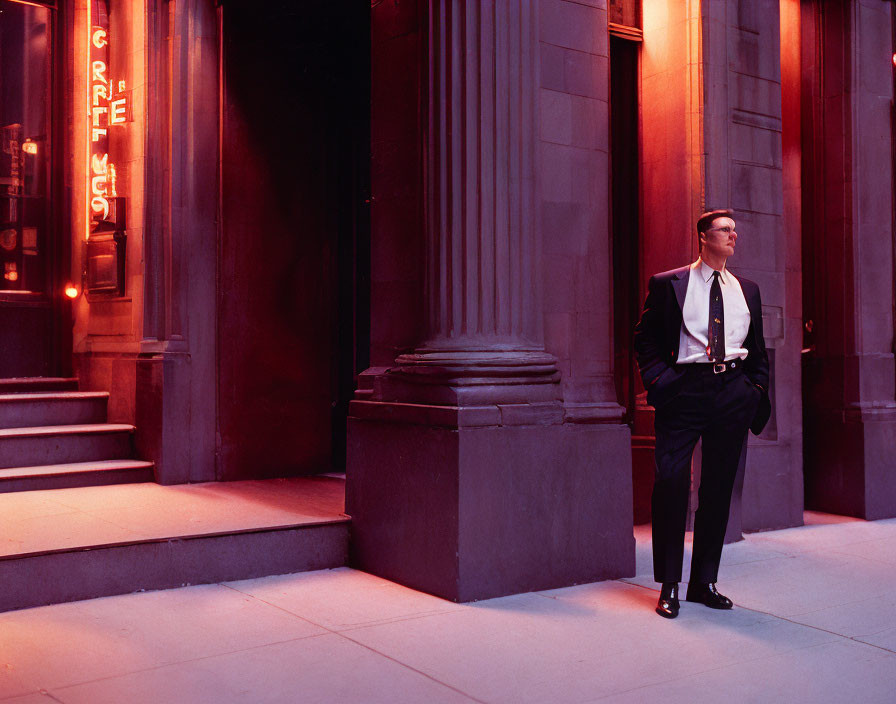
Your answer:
[805,407,896,520]
[136,351,215,484]
[346,405,635,601]
[378,350,562,406]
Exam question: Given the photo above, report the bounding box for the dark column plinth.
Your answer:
[348,414,633,602]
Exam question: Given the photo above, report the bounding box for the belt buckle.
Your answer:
[713,363,727,374]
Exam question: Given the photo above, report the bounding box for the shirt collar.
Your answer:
[695,258,728,285]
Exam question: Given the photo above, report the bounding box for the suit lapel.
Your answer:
[746,283,761,322]
[726,272,761,349]
[671,267,690,311]
[742,280,762,347]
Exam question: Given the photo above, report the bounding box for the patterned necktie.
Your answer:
[708,271,725,362]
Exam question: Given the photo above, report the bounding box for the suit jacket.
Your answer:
[633,265,771,435]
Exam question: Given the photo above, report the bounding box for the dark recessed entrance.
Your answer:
[217,1,370,479]
[609,29,650,524]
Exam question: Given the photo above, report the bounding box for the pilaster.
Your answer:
[801,0,896,519]
[700,0,804,534]
[137,0,217,483]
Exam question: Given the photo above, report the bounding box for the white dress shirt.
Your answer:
[677,259,751,363]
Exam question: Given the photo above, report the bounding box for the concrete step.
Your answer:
[0,391,109,429]
[0,424,135,469]
[0,377,79,393]
[0,459,154,493]
[0,477,349,612]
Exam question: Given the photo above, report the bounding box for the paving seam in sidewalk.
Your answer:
[580,578,896,702]
[335,629,487,704]
[730,606,896,657]
[221,582,486,704]
[760,592,896,624]
[827,550,896,567]
[616,579,896,657]
[581,639,889,703]
[333,610,466,632]
[30,630,332,700]
[219,581,460,633]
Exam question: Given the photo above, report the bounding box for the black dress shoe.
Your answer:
[685,582,733,609]
[655,582,680,619]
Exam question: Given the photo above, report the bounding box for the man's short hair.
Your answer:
[696,209,734,250]
[697,209,734,234]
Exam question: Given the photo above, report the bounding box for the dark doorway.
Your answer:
[0,0,66,378]
[218,1,370,479]
[610,34,652,524]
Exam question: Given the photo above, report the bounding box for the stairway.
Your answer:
[0,378,348,613]
[0,377,154,493]
[0,476,348,612]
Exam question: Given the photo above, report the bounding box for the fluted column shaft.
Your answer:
[422,0,539,349]
[379,0,558,408]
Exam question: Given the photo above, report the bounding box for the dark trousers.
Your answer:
[652,366,760,584]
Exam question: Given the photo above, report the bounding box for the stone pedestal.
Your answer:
[804,407,896,520]
[347,410,633,602]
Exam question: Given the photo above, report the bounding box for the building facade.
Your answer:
[0,0,893,601]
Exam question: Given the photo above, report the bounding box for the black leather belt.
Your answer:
[680,359,741,375]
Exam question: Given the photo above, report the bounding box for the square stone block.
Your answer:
[540,89,573,144]
[805,408,896,520]
[540,0,607,56]
[347,416,635,601]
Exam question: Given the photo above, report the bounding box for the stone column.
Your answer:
[135,0,217,484]
[348,0,634,602]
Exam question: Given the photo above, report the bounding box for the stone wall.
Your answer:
[702,0,804,531]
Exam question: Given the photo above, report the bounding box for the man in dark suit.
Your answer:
[633,209,771,619]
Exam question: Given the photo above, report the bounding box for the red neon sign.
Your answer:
[88,3,130,236]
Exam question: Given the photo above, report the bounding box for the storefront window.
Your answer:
[0,0,52,292]
[609,0,641,30]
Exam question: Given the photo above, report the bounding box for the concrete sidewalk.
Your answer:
[2,512,895,703]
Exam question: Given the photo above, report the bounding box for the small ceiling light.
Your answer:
[64,283,80,299]
[22,139,37,155]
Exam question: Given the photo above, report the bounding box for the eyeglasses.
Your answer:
[708,226,735,234]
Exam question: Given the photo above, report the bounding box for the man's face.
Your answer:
[700,216,737,259]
